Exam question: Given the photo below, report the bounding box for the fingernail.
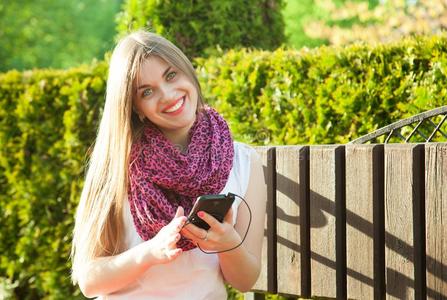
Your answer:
[198,211,205,218]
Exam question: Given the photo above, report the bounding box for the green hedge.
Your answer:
[1,35,447,299]
[116,0,286,58]
[198,35,447,145]
[0,64,107,299]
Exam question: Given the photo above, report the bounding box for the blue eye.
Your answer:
[142,88,153,97]
[166,71,176,81]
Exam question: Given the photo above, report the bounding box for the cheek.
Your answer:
[136,99,156,115]
[186,83,199,102]
[132,99,142,114]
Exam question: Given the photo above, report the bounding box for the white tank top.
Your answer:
[100,142,255,300]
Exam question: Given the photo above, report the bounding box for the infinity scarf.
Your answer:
[128,106,234,251]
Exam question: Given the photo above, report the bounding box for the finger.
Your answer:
[177,218,187,232]
[180,227,199,240]
[223,206,234,224]
[175,206,184,218]
[197,211,220,230]
[181,227,204,243]
[171,211,187,230]
[168,233,181,248]
[180,228,195,240]
[166,248,182,260]
[169,217,186,232]
[182,222,208,239]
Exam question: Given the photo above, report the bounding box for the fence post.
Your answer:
[275,146,310,297]
[384,144,425,299]
[345,144,385,299]
[251,147,277,294]
[309,145,346,298]
[425,143,447,299]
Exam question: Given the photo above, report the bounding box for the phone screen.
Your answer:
[187,194,235,230]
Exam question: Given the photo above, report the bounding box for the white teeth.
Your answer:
[165,97,184,113]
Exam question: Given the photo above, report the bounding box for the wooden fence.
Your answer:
[248,143,446,300]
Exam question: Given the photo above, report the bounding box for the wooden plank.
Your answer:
[309,145,345,298]
[252,147,277,294]
[275,146,309,297]
[384,144,425,299]
[345,144,385,299]
[425,143,447,299]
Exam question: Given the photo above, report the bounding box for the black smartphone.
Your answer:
[186,193,235,230]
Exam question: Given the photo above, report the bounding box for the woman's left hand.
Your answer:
[180,207,241,251]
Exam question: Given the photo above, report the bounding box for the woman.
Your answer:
[71,30,267,299]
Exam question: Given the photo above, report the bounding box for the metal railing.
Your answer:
[350,106,447,144]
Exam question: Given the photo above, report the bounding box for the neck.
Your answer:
[160,127,191,152]
[157,111,200,153]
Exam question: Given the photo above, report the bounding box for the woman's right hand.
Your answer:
[145,206,187,265]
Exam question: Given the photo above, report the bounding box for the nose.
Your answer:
[158,84,176,103]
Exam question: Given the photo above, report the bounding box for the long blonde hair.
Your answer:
[71,30,204,283]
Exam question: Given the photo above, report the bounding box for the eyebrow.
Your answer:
[137,66,172,90]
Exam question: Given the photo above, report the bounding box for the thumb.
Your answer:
[175,206,184,218]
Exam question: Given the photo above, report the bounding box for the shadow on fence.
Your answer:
[249,143,446,299]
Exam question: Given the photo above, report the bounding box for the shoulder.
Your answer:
[233,141,260,161]
[225,142,261,198]
[233,141,264,182]
[242,143,267,209]
[232,141,263,188]
[233,141,262,171]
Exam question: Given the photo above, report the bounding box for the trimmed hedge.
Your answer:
[1,35,447,299]
[115,0,286,58]
[0,64,108,299]
[197,36,447,145]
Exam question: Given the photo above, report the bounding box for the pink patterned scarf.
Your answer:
[128,106,234,251]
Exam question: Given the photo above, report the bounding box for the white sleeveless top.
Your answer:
[100,142,255,300]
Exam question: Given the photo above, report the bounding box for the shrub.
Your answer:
[115,0,286,58]
[197,35,447,145]
[0,63,107,299]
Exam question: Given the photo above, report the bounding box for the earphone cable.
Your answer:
[197,192,252,254]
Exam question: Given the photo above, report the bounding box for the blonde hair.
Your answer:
[71,30,204,283]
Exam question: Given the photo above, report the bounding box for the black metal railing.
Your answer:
[350,106,447,144]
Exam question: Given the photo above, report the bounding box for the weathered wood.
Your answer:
[425,143,447,299]
[309,145,345,298]
[345,144,385,299]
[247,142,446,299]
[252,147,277,293]
[275,146,309,297]
[384,144,425,299]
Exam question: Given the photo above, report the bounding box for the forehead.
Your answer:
[137,55,170,84]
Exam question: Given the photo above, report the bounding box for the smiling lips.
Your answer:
[163,96,186,114]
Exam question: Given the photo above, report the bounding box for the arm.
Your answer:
[78,208,187,298]
[218,151,267,291]
[180,151,267,292]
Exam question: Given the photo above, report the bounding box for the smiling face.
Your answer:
[133,55,199,144]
